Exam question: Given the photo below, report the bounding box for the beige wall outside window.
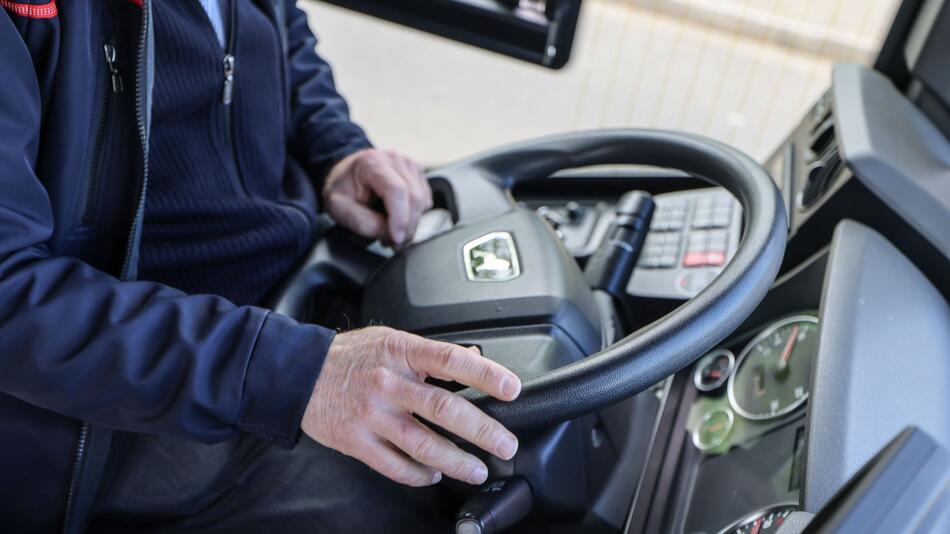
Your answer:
[302,0,900,164]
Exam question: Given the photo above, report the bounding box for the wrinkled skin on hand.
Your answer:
[323,148,432,247]
[302,326,522,487]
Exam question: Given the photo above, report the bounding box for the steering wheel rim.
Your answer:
[432,129,788,432]
[271,129,787,433]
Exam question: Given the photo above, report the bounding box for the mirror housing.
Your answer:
[317,0,583,69]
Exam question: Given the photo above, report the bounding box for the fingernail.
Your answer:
[470,465,488,485]
[497,434,518,460]
[392,229,405,245]
[500,377,521,399]
[431,472,443,485]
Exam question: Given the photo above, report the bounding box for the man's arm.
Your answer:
[283,0,372,181]
[283,2,432,246]
[0,16,329,448]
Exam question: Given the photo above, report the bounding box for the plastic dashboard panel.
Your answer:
[803,219,950,512]
[833,64,950,258]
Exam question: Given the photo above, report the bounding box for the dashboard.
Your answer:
[513,179,823,533]
[680,313,817,534]
[505,61,949,534]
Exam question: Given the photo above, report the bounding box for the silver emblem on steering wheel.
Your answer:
[463,232,521,282]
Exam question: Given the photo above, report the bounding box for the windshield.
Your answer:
[305,0,900,165]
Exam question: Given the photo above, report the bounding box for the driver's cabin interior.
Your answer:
[287,0,949,532]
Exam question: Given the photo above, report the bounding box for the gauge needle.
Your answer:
[776,325,799,373]
[750,517,763,534]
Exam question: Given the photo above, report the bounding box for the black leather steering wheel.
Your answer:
[272,129,787,433]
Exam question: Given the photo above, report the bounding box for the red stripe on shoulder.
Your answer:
[0,0,58,19]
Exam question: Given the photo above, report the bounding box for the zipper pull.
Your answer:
[222,54,235,105]
[103,42,124,94]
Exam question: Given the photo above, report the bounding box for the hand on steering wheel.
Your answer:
[323,148,433,247]
[301,326,521,487]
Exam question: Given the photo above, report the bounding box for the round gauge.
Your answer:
[728,315,818,420]
[717,504,798,534]
[692,407,734,451]
[693,350,736,392]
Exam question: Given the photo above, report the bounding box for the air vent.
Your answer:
[809,112,835,160]
[801,147,843,209]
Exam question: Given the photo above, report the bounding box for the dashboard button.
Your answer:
[657,254,677,268]
[683,252,707,267]
[705,251,726,266]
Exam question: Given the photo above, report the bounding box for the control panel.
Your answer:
[628,189,742,299]
[524,188,741,300]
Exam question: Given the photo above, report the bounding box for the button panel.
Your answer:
[637,190,738,272]
[629,188,742,299]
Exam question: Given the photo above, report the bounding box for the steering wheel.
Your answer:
[272,129,787,434]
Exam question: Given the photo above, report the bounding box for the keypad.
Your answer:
[640,232,682,268]
[691,195,733,229]
[637,192,736,270]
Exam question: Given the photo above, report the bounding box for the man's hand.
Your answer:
[323,148,433,247]
[301,327,521,487]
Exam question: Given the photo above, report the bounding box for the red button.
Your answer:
[705,251,726,266]
[683,252,707,267]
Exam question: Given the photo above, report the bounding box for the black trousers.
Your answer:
[89,432,458,533]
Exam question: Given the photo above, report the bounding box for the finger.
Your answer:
[391,378,519,461]
[350,434,442,487]
[411,160,434,211]
[388,157,427,244]
[468,345,481,355]
[327,192,388,240]
[395,155,433,212]
[364,165,411,246]
[378,414,488,485]
[407,339,521,401]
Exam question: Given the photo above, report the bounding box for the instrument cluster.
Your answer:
[685,313,818,533]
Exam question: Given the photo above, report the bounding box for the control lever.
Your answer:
[455,477,533,534]
[583,191,655,300]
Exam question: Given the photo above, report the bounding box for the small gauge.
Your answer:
[693,349,736,392]
[692,407,734,451]
[728,315,818,420]
[717,504,798,534]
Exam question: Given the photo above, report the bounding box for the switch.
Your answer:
[683,252,707,267]
[565,201,585,222]
[705,251,727,266]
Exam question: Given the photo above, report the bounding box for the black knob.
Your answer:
[455,477,533,534]
[565,201,585,222]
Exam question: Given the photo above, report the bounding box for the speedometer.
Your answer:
[717,504,797,534]
[728,315,818,420]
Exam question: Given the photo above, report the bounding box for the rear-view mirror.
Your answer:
[316,0,583,69]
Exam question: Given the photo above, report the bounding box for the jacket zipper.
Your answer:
[119,0,150,281]
[65,6,150,532]
[220,0,249,195]
[222,54,235,105]
[63,37,126,532]
[80,40,124,225]
[61,422,88,534]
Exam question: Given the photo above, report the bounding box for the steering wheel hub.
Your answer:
[362,206,604,380]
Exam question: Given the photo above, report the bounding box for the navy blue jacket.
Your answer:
[0,1,370,531]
